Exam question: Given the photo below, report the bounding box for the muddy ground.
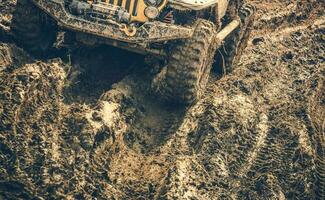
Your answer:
[0,0,324,199]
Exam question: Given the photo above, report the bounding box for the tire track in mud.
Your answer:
[151,15,324,199]
[0,44,68,198]
[230,18,324,199]
[250,0,322,31]
[308,76,325,200]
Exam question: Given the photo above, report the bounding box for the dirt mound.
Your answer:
[0,0,324,199]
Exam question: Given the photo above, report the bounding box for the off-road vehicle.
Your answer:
[11,0,255,104]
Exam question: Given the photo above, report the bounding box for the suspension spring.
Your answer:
[162,11,174,24]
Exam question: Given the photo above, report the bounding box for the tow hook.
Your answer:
[120,24,137,37]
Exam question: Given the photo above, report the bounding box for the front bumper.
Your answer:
[32,0,194,43]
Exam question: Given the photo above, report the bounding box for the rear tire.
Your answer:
[11,0,57,56]
[152,19,217,105]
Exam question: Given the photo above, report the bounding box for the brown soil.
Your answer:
[0,0,324,199]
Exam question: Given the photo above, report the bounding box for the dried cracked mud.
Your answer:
[0,0,324,199]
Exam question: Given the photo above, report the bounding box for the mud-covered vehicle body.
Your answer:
[11,0,255,104]
[25,0,238,54]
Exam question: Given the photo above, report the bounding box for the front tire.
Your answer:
[11,0,57,56]
[152,19,217,105]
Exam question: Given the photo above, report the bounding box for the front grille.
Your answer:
[104,0,139,16]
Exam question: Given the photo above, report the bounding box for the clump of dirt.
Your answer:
[0,0,324,199]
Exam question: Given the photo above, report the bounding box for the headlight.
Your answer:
[145,6,159,19]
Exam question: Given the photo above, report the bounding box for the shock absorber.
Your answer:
[162,10,174,24]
